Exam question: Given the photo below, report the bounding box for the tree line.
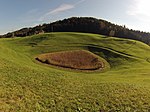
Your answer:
[1,17,150,45]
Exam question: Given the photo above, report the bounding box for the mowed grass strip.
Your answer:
[36,50,106,70]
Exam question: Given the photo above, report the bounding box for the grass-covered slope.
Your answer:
[1,32,150,111]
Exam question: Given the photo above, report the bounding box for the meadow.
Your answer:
[1,32,150,111]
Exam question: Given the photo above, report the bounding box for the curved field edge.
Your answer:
[0,32,150,111]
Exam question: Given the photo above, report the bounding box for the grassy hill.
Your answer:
[1,32,150,111]
[2,17,150,45]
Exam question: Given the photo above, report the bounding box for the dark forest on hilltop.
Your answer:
[1,17,150,45]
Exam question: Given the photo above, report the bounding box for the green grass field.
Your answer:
[1,32,150,111]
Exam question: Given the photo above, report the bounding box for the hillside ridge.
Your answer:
[1,17,150,45]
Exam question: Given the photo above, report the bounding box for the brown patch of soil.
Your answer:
[36,50,104,70]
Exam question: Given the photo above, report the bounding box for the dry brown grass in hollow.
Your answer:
[36,50,104,70]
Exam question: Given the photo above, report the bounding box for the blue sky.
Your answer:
[0,0,150,34]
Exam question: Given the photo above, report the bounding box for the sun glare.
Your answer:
[131,0,150,16]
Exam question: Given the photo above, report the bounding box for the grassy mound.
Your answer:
[36,50,106,70]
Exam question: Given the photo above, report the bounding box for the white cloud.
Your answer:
[39,0,86,22]
[48,4,74,15]
[39,4,74,22]
[75,0,86,5]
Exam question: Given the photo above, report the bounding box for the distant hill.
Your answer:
[2,17,150,45]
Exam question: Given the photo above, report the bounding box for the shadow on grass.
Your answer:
[87,45,137,67]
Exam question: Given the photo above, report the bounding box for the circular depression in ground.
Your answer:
[36,50,107,71]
